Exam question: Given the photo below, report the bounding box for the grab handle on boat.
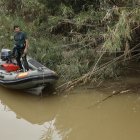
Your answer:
[37,67,44,72]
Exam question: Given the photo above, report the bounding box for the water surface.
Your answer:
[0,75,140,140]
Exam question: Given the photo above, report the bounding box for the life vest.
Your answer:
[2,63,20,72]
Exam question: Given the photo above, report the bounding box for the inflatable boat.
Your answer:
[0,49,58,95]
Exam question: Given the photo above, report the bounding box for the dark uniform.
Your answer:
[13,31,29,71]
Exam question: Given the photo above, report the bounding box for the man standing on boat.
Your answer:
[13,25,29,71]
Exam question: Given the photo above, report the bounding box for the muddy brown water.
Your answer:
[0,75,140,140]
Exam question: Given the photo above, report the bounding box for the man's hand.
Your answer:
[22,48,27,57]
[24,47,27,54]
[24,39,29,54]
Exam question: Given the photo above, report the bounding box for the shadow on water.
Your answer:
[0,86,60,125]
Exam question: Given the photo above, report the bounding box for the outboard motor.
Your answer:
[1,49,12,61]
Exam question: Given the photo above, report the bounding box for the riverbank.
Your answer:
[86,61,140,96]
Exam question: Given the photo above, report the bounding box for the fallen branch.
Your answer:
[87,89,131,109]
[56,43,140,93]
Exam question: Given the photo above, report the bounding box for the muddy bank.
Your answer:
[86,61,140,94]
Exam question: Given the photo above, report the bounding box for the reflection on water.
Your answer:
[0,75,140,140]
[41,119,71,140]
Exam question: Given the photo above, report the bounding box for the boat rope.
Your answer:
[38,67,45,96]
[41,67,46,96]
[42,68,45,85]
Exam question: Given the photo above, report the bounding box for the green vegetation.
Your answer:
[0,0,139,90]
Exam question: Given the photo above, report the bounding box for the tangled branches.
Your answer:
[56,43,140,93]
